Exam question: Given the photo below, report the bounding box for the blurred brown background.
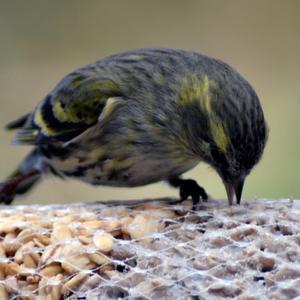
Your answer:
[0,0,299,204]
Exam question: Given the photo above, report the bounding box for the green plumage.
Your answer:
[0,48,268,206]
[12,77,122,145]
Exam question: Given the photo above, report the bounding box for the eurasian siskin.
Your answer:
[0,48,268,207]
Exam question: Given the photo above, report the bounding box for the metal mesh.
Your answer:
[0,198,299,299]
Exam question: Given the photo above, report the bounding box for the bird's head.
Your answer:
[179,72,268,205]
[207,104,267,205]
[209,145,252,205]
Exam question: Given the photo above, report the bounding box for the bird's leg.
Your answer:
[0,170,40,205]
[168,177,208,210]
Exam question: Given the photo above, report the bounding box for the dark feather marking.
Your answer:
[107,169,119,181]
[41,95,74,131]
[5,113,30,130]
[40,145,71,159]
[63,164,92,177]
[132,66,153,80]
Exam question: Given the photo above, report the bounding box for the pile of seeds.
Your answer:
[0,198,300,299]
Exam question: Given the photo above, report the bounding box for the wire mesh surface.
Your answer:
[0,198,300,299]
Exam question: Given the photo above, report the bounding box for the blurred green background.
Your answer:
[0,0,299,204]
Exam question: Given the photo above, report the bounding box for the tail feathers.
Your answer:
[10,172,41,195]
[13,129,39,145]
[5,113,30,130]
[0,172,41,205]
[0,150,42,205]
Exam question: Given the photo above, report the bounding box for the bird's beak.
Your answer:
[224,178,245,205]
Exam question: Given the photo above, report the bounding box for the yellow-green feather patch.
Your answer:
[53,79,121,125]
[180,75,213,108]
[53,101,81,123]
[179,74,229,152]
[210,121,229,153]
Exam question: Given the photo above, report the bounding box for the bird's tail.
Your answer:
[0,149,42,205]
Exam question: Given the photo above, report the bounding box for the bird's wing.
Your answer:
[11,74,124,145]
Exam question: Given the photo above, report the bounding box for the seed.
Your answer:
[51,225,73,243]
[126,214,163,239]
[0,284,8,300]
[61,271,88,295]
[4,262,20,277]
[84,220,103,230]
[88,252,108,265]
[40,263,63,278]
[93,232,114,253]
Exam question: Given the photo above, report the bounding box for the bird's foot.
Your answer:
[168,177,208,210]
[179,179,208,210]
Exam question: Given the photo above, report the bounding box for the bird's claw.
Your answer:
[179,179,208,210]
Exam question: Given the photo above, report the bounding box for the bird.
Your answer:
[0,48,268,208]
